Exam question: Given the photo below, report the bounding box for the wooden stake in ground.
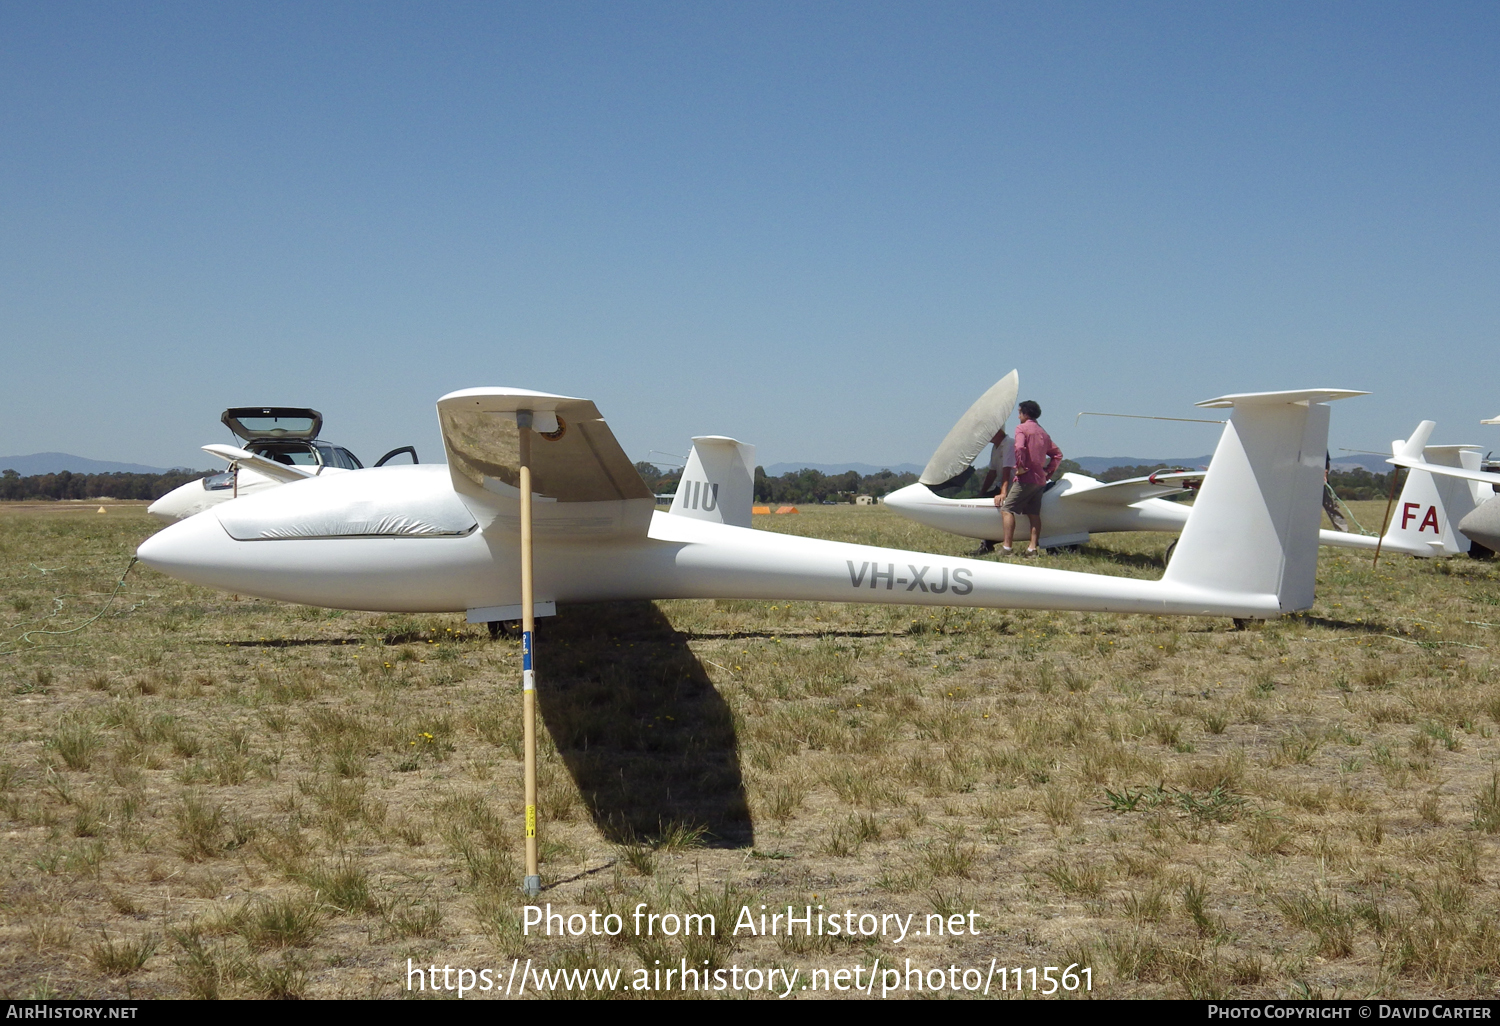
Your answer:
[1372,465,1404,569]
[517,410,540,897]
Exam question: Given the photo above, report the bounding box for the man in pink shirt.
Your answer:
[997,399,1062,555]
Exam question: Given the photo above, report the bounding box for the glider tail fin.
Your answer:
[1163,389,1364,613]
[668,436,757,529]
[1380,428,1485,557]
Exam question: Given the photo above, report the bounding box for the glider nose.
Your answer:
[146,496,181,523]
[881,483,925,512]
[1459,498,1500,553]
[136,511,227,580]
[147,481,206,522]
[136,519,190,573]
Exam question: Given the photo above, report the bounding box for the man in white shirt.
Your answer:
[974,427,1014,554]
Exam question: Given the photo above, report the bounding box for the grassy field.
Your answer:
[2,498,1500,999]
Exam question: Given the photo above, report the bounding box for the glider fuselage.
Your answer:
[137,465,1279,619]
[136,385,1366,626]
[883,473,1191,548]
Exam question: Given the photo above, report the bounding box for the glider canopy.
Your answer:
[919,370,1019,487]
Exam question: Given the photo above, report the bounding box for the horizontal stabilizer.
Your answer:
[1195,388,1369,410]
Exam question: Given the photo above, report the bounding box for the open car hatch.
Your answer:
[222,407,323,442]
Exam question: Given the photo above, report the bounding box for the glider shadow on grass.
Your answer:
[536,601,753,849]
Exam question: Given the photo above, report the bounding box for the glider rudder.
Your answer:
[1164,389,1366,613]
[669,437,757,530]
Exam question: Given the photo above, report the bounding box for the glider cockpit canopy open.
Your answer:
[920,370,1019,489]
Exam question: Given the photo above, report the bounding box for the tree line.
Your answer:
[0,461,1408,505]
[1325,467,1402,502]
[753,467,918,504]
[633,461,921,504]
[0,469,212,501]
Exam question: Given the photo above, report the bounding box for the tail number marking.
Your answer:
[846,561,972,595]
[682,480,719,511]
[1401,502,1441,534]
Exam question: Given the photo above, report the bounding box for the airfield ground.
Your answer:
[2,500,1499,999]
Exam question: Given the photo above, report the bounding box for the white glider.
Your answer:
[883,370,1214,551]
[884,381,1463,559]
[1384,420,1500,555]
[137,386,1363,623]
[884,469,1206,552]
[148,407,416,522]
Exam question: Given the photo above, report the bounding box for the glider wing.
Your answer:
[1068,470,1204,506]
[1388,420,1500,486]
[202,444,317,484]
[1388,455,1500,487]
[437,388,656,538]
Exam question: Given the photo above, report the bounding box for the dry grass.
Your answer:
[2,499,1500,998]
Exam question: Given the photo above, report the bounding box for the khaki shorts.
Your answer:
[998,481,1044,517]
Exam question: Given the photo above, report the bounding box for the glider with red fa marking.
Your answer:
[1383,421,1500,557]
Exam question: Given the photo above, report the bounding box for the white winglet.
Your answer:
[1392,420,1436,462]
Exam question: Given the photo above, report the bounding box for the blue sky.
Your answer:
[2,2,1496,471]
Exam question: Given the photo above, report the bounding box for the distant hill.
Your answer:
[0,452,181,475]
[763,461,924,477]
